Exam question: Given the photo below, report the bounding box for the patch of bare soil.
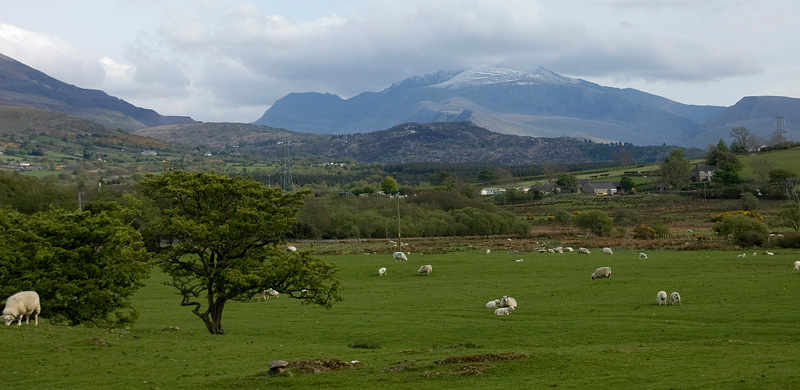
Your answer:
[290,358,364,374]
[434,352,529,365]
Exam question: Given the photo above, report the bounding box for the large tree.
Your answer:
[730,126,758,152]
[0,200,151,327]
[659,149,691,188]
[139,171,342,335]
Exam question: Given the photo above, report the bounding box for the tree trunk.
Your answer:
[201,298,227,335]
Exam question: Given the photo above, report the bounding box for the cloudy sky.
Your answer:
[1,0,797,123]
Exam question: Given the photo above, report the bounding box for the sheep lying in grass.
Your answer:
[591,267,611,280]
[602,247,613,255]
[417,264,432,276]
[579,247,590,255]
[657,291,667,305]
[670,292,681,306]
[564,247,574,252]
[737,253,746,258]
[378,267,387,276]
[259,288,279,300]
[286,246,297,252]
[500,295,517,308]
[486,249,491,255]
[794,261,800,271]
[3,291,40,326]
[764,251,774,256]
[494,307,515,315]
[639,252,648,260]
[393,252,408,262]
[486,299,501,309]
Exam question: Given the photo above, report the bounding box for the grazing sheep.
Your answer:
[602,247,613,255]
[538,248,548,253]
[639,252,648,260]
[591,267,611,280]
[670,292,681,306]
[579,247,591,255]
[378,267,387,276]
[3,291,40,326]
[494,307,515,316]
[286,246,297,252]
[486,299,500,309]
[485,249,491,255]
[764,251,774,256]
[258,288,279,300]
[564,247,574,252]
[553,247,564,254]
[417,264,432,276]
[499,295,518,308]
[657,291,667,305]
[547,249,555,254]
[794,261,800,270]
[393,252,408,262]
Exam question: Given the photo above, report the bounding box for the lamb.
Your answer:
[737,253,746,258]
[393,252,408,262]
[794,260,800,271]
[485,249,491,255]
[286,246,297,252]
[486,299,501,309]
[499,295,517,308]
[639,252,648,260]
[258,288,279,300]
[494,307,515,316]
[602,247,613,255]
[378,267,387,276]
[764,251,774,256]
[657,291,667,305]
[3,291,40,326]
[591,267,611,280]
[417,264,432,276]
[670,292,681,306]
[579,247,590,255]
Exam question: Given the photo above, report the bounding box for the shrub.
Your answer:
[710,210,764,222]
[613,209,643,226]
[554,210,571,225]
[632,224,656,239]
[774,232,800,248]
[713,214,769,247]
[650,222,670,237]
[573,209,613,237]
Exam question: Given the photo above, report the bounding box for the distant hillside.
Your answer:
[694,96,800,147]
[138,120,694,164]
[254,66,730,147]
[0,106,168,150]
[0,53,196,131]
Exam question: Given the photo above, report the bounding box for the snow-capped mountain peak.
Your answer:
[431,66,577,89]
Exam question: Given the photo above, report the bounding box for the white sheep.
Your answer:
[538,248,548,253]
[499,295,517,308]
[258,288,279,300]
[639,252,648,260]
[602,247,613,255]
[485,249,491,255]
[657,291,667,305]
[564,247,574,252]
[494,307,515,316]
[378,267,387,276]
[3,291,40,326]
[737,253,746,258]
[393,252,408,262]
[486,299,500,309]
[553,247,564,254]
[670,292,681,306]
[579,247,590,255]
[286,246,297,252]
[591,267,611,280]
[764,251,774,256]
[417,264,432,276]
[794,260,800,271]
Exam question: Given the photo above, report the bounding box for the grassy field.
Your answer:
[2,247,800,389]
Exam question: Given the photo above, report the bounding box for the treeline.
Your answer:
[292,189,529,240]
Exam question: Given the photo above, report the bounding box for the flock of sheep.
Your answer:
[5,245,798,327]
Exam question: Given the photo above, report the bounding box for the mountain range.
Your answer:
[255,66,799,148]
[0,53,196,131]
[1,52,798,153]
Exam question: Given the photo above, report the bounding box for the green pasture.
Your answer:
[3,248,800,389]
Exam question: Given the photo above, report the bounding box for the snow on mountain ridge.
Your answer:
[431,66,577,89]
